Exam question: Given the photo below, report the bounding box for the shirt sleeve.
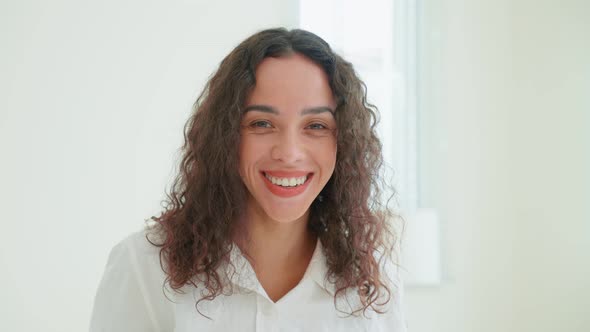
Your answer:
[89,234,167,332]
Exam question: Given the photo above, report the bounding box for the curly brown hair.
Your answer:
[146,27,400,317]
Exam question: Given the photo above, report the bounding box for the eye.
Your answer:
[250,120,273,128]
[306,122,328,130]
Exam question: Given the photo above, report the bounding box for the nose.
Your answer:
[270,130,305,163]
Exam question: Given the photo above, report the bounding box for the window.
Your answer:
[300,0,442,286]
[299,0,419,213]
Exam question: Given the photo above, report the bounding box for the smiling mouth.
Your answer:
[260,171,314,198]
[262,171,313,188]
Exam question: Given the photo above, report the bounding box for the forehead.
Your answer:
[246,53,336,110]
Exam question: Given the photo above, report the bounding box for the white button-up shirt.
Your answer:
[90,229,407,331]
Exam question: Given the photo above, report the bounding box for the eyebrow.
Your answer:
[242,104,334,115]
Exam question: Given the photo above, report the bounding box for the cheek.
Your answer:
[316,138,337,173]
[238,136,263,176]
[237,138,248,177]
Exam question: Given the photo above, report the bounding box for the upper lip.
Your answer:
[262,170,312,177]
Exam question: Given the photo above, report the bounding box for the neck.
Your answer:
[235,201,317,272]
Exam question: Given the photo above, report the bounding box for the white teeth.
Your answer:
[264,173,308,187]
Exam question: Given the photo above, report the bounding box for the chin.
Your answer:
[265,206,310,224]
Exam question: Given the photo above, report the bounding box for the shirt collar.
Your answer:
[221,238,336,299]
[304,239,337,296]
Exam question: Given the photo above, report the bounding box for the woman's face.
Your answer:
[238,53,337,224]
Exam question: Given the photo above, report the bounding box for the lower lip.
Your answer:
[261,172,313,198]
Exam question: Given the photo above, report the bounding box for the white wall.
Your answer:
[2,1,588,331]
[0,1,296,331]
[407,0,590,331]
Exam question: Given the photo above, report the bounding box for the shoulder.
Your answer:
[90,227,174,332]
[102,228,163,276]
[113,227,171,297]
[119,226,163,255]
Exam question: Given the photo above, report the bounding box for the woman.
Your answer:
[90,28,406,331]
